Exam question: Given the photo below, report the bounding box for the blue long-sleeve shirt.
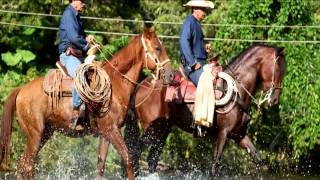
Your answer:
[179,15,207,73]
[58,5,88,54]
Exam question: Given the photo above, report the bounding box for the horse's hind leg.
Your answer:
[96,136,110,180]
[16,130,43,180]
[15,113,51,180]
[103,128,134,180]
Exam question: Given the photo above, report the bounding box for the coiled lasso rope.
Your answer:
[74,63,112,117]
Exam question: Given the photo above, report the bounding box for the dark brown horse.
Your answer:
[124,44,287,176]
[0,26,172,180]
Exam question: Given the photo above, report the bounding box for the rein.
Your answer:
[134,79,165,108]
[93,35,169,90]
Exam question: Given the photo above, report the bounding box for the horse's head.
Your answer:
[141,25,174,85]
[259,47,287,106]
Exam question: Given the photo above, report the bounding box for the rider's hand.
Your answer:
[86,35,94,44]
[205,43,211,54]
[193,63,202,70]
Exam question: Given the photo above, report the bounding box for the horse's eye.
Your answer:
[155,47,161,52]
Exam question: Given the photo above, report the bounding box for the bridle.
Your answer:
[236,54,282,107]
[94,35,170,88]
[261,54,282,105]
[130,36,171,107]
[141,35,170,81]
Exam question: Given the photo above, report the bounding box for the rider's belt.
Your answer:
[65,47,83,58]
[180,57,206,75]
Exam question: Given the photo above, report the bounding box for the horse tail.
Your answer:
[124,85,141,173]
[0,87,21,171]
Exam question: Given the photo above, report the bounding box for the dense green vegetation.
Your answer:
[1,0,320,177]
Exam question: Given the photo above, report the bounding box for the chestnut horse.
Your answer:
[0,26,172,180]
[124,44,287,176]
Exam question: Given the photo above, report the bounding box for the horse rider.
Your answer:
[179,0,215,86]
[180,0,225,131]
[58,0,93,130]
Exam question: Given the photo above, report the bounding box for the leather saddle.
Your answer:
[43,61,73,97]
[165,63,223,104]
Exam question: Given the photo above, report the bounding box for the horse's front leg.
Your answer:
[236,135,264,166]
[103,128,134,180]
[96,136,110,180]
[211,128,228,177]
[146,119,171,173]
[233,112,264,166]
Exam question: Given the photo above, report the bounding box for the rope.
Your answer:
[134,80,162,108]
[216,92,238,114]
[49,69,63,110]
[2,9,320,29]
[2,21,320,44]
[74,63,112,117]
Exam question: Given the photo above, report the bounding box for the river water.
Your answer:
[2,169,319,180]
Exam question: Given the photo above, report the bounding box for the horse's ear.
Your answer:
[144,24,155,32]
[149,25,156,32]
[277,47,285,55]
[143,24,156,39]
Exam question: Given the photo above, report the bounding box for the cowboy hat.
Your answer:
[183,0,214,9]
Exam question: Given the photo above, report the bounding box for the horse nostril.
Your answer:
[269,98,279,106]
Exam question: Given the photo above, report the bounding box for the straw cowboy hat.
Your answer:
[183,0,215,9]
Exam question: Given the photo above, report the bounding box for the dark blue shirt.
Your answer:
[58,5,88,54]
[179,15,207,73]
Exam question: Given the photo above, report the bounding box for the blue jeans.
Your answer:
[188,66,204,86]
[59,53,83,108]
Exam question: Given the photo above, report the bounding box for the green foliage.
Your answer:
[210,0,320,162]
[281,45,320,158]
[1,0,320,176]
[97,36,129,60]
[1,49,36,66]
[161,128,213,170]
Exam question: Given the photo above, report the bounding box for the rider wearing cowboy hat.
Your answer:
[179,0,214,86]
[58,0,93,130]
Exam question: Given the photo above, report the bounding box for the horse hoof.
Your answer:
[0,163,10,171]
[134,170,140,177]
[75,125,85,131]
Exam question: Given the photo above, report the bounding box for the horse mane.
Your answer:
[102,35,142,71]
[225,44,284,71]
